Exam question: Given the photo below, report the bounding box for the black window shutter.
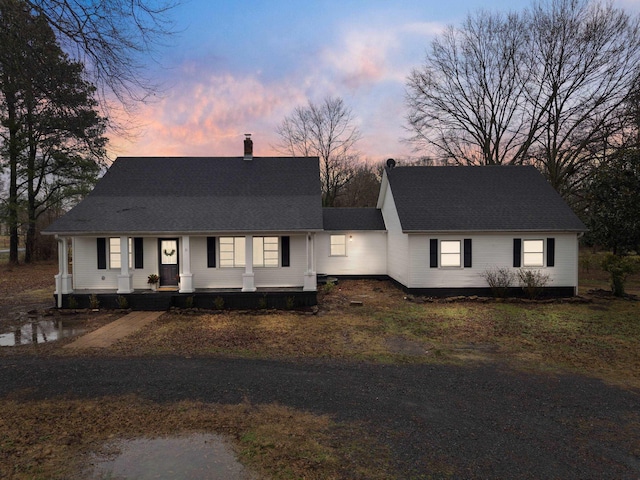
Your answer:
[134,237,144,269]
[513,238,522,268]
[430,239,438,268]
[464,239,472,268]
[97,238,107,270]
[207,237,216,268]
[281,236,290,267]
[547,238,555,267]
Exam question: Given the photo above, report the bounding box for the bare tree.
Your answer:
[406,0,640,199]
[406,11,539,165]
[276,97,361,206]
[334,161,382,207]
[528,0,640,196]
[25,0,178,110]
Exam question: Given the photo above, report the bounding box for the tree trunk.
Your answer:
[6,89,20,265]
[24,110,37,263]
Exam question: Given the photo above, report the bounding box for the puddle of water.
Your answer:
[0,317,88,347]
[90,434,255,480]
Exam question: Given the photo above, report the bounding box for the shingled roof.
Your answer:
[44,157,323,235]
[384,165,586,233]
[323,208,386,231]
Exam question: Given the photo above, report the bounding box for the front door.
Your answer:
[158,239,179,287]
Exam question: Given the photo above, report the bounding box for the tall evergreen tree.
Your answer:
[0,0,107,263]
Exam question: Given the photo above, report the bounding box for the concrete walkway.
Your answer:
[64,311,164,349]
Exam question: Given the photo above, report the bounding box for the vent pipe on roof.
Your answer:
[244,133,253,161]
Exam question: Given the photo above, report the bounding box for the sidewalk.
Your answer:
[64,311,163,349]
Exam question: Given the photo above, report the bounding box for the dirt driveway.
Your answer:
[1,355,638,479]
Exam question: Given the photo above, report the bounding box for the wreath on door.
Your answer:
[163,248,176,257]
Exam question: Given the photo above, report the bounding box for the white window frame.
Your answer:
[440,240,461,267]
[330,234,347,256]
[219,237,246,268]
[523,239,544,267]
[253,236,279,267]
[109,237,132,269]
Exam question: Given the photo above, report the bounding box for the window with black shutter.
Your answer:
[547,238,555,267]
[463,239,472,268]
[281,236,290,267]
[513,238,522,268]
[134,237,144,269]
[207,237,216,268]
[97,238,107,270]
[430,239,438,268]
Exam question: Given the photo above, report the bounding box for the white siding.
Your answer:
[72,237,162,290]
[380,183,409,285]
[191,235,307,288]
[316,231,387,275]
[407,233,579,288]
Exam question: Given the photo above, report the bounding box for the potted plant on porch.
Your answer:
[147,274,160,291]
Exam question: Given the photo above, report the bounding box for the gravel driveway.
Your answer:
[0,355,638,479]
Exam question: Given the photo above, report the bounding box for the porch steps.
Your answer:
[64,311,163,349]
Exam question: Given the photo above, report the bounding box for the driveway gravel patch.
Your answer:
[0,356,638,479]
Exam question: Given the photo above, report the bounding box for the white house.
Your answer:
[43,139,586,309]
[374,163,585,297]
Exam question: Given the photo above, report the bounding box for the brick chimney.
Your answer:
[243,133,253,161]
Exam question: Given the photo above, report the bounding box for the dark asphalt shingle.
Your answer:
[322,208,386,231]
[386,165,586,232]
[44,157,324,234]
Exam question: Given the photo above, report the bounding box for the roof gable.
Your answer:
[386,165,586,232]
[45,157,324,234]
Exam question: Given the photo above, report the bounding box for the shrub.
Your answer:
[258,294,268,310]
[185,296,194,309]
[67,295,78,309]
[322,281,335,294]
[601,253,639,297]
[518,269,550,299]
[116,295,129,309]
[285,296,295,310]
[89,294,100,309]
[213,296,224,310]
[482,267,515,298]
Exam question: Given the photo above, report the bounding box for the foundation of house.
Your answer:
[54,288,317,311]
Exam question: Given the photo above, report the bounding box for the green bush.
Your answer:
[185,296,194,309]
[116,295,129,309]
[601,253,640,297]
[213,296,224,310]
[89,294,100,309]
[67,295,78,309]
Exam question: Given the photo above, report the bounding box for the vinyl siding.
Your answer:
[72,235,309,290]
[380,183,409,285]
[316,231,387,275]
[407,233,579,288]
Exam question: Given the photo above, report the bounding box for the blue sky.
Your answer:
[110,0,640,163]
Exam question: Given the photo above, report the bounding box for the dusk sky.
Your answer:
[109,0,640,163]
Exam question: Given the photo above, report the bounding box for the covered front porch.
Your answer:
[53,233,319,309]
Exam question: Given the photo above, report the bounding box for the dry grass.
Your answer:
[0,396,391,480]
[92,276,640,389]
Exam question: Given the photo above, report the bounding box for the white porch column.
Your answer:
[242,235,256,292]
[55,237,73,299]
[179,235,194,293]
[117,236,133,293]
[303,232,317,291]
